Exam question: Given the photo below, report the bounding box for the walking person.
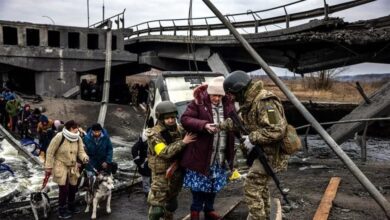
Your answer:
[82,123,113,174]
[131,131,151,197]
[180,76,236,220]
[5,94,21,132]
[0,95,8,128]
[223,70,289,220]
[146,101,196,220]
[37,115,54,154]
[17,104,31,138]
[45,120,89,219]
[26,108,41,139]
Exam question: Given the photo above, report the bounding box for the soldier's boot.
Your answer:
[190,211,200,220]
[205,211,221,220]
[149,206,164,220]
[163,211,173,220]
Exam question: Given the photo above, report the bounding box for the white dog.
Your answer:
[84,171,114,219]
[30,191,51,220]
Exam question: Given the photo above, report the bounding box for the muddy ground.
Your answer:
[6,144,390,220]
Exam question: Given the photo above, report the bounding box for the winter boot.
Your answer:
[68,202,82,214]
[190,211,200,220]
[58,205,72,219]
[205,211,221,220]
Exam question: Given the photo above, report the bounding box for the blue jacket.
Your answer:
[83,128,113,171]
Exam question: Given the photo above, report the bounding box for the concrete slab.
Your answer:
[328,81,390,144]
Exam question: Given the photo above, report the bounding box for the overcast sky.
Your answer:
[0,0,389,75]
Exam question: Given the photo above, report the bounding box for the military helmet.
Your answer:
[155,101,178,120]
[223,70,252,94]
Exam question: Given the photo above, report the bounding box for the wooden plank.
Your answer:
[271,198,282,220]
[62,85,80,98]
[313,177,342,220]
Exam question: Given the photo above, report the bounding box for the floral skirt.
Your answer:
[183,165,227,193]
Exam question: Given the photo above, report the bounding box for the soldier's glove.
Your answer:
[218,118,234,131]
[242,135,255,153]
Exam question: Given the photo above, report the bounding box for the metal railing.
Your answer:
[297,117,390,162]
[126,0,374,38]
[89,9,126,29]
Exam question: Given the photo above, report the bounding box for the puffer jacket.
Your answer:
[45,132,88,185]
[180,84,236,175]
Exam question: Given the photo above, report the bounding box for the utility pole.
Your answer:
[87,0,90,27]
[97,20,112,127]
[102,0,105,21]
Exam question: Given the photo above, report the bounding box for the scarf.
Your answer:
[62,128,80,142]
[210,102,227,167]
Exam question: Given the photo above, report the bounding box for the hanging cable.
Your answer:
[187,0,199,73]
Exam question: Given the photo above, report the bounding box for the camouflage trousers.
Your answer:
[147,170,183,219]
[244,159,271,220]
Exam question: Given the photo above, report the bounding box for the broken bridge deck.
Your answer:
[328,81,390,144]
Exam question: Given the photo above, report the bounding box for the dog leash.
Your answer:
[41,171,50,191]
[86,163,99,174]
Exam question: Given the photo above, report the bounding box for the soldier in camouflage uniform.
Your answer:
[223,70,288,220]
[146,101,196,220]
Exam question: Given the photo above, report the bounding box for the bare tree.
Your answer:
[304,67,347,90]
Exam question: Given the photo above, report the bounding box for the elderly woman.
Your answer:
[180,76,236,220]
[45,120,89,219]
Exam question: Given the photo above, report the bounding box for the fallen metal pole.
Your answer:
[97,20,113,127]
[202,0,390,218]
[0,125,42,166]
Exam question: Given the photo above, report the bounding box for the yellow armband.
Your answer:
[229,169,241,181]
[154,143,166,155]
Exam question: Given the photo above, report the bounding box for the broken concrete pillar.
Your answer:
[207,53,231,75]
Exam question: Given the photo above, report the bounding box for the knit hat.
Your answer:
[39,115,48,123]
[54,120,62,130]
[207,76,225,96]
[91,123,103,131]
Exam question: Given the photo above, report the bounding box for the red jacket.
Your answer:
[180,84,236,175]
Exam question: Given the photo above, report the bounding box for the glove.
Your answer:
[83,157,89,164]
[218,118,233,131]
[242,135,255,153]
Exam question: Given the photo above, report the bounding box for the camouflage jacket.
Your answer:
[239,80,288,171]
[146,122,186,175]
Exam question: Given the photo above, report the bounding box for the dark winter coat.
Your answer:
[180,84,236,175]
[83,128,113,171]
[131,136,151,177]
